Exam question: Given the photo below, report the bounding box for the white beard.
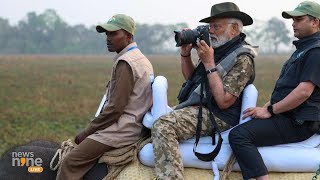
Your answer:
[210,30,231,48]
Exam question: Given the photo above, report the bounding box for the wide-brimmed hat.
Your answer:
[282,1,320,19]
[96,14,136,35]
[199,2,253,26]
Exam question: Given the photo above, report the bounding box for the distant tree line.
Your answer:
[0,9,186,55]
[0,9,292,55]
[244,17,292,54]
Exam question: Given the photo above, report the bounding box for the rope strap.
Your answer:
[50,139,75,171]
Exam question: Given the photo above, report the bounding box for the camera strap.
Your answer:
[193,71,223,162]
[176,45,258,111]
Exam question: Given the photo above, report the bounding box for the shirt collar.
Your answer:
[293,32,320,49]
[113,42,138,61]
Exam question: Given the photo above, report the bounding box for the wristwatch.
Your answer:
[206,67,217,74]
[267,105,275,116]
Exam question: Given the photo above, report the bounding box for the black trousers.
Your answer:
[228,114,316,180]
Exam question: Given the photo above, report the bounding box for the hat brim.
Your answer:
[199,11,253,26]
[96,23,121,33]
[282,10,307,19]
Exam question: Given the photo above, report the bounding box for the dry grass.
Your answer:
[0,54,289,155]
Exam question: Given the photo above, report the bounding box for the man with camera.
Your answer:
[229,1,320,180]
[151,2,257,180]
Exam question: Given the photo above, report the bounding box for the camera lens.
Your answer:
[174,31,183,47]
[174,30,197,47]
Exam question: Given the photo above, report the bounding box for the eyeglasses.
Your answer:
[209,23,236,31]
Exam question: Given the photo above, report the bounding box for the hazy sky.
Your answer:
[1,0,317,28]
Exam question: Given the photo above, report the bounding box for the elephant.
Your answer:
[0,140,108,180]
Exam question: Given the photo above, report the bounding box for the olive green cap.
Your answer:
[282,1,320,19]
[96,14,136,35]
[199,2,253,26]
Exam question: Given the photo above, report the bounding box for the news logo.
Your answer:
[12,151,43,173]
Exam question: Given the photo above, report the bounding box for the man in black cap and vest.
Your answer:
[151,2,257,180]
[229,1,320,180]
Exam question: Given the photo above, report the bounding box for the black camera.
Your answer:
[174,25,210,47]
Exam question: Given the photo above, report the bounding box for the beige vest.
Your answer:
[89,42,154,148]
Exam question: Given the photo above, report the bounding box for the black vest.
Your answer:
[271,32,320,123]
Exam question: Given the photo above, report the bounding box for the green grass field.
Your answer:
[0,55,288,155]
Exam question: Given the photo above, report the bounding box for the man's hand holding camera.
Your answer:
[196,40,215,71]
[180,43,192,57]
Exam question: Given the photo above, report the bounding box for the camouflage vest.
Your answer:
[176,44,258,126]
